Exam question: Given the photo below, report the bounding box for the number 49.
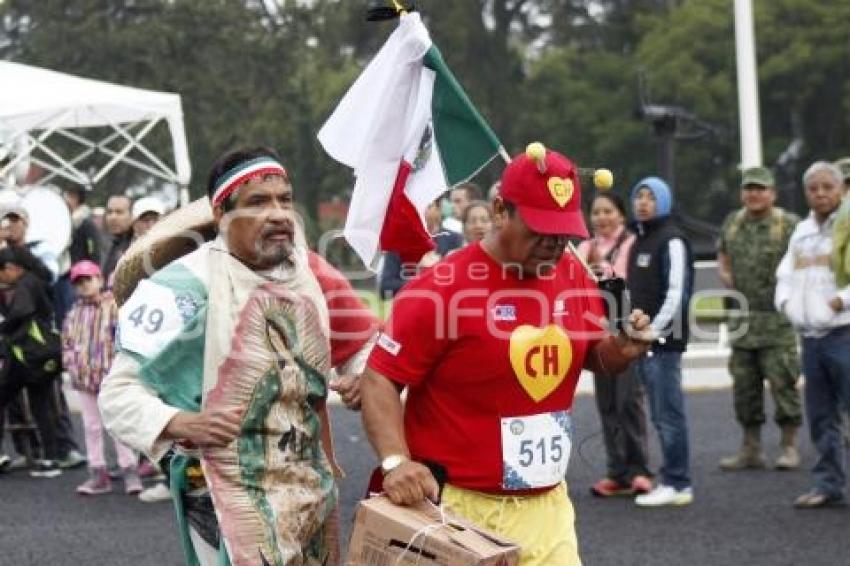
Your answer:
[128,304,165,333]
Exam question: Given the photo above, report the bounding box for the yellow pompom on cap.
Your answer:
[525,142,547,174]
[593,168,614,191]
[526,142,547,161]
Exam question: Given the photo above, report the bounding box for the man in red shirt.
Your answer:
[361,143,653,565]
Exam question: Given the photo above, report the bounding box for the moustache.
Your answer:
[260,221,295,240]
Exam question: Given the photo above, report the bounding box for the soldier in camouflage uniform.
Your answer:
[717,166,802,470]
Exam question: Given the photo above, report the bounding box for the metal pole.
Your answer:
[734,0,763,168]
[659,133,675,188]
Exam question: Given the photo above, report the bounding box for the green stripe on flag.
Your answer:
[424,46,502,185]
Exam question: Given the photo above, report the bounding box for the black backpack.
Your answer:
[10,318,62,385]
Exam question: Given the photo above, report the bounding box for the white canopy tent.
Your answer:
[0,61,191,200]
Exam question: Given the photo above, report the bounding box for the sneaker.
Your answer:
[591,478,633,497]
[139,482,172,503]
[793,490,845,509]
[29,460,62,479]
[635,484,693,507]
[9,455,28,470]
[0,454,10,473]
[123,467,144,495]
[58,450,87,470]
[76,468,112,495]
[630,475,653,495]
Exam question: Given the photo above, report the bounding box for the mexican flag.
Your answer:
[318,13,504,269]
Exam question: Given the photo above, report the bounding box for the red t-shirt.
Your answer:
[368,243,606,494]
[308,251,380,368]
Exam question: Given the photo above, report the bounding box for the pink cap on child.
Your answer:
[70,260,102,282]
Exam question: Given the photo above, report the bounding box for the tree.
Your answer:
[519,46,656,196]
[635,0,850,219]
[3,0,848,232]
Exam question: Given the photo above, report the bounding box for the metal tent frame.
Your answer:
[0,61,191,200]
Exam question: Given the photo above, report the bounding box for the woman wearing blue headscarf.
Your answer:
[626,177,695,507]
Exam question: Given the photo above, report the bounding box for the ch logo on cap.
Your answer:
[547,177,574,208]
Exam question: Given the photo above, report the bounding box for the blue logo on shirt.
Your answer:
[493,305,517,321]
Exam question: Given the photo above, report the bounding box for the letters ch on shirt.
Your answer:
[509,324,572,403]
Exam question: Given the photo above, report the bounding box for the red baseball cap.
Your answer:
[70,260,102,282]
[499,143,589,238]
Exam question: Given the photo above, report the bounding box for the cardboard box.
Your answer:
[347,496,520,566]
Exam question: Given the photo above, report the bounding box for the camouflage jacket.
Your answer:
[719,207,799,348]
[833,196,850,288]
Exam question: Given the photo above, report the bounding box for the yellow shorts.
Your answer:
[442,481,581,566]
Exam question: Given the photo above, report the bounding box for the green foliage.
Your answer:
[1,0,848,230]
[634,0,850,217]
[519,46,654,197]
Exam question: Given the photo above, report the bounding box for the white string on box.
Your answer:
[393,499,449,566]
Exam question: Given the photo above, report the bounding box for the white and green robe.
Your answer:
[100,237,338,566]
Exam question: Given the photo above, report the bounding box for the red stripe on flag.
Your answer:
[379,161,435,265]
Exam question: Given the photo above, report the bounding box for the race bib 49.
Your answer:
[118,279,186,359]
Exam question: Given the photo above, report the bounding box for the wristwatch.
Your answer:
[380,454,408,476]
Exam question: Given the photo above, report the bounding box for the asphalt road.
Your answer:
[2,390,847,566]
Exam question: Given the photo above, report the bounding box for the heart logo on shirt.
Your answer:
[548,177,574,208]
[509,324,572,402]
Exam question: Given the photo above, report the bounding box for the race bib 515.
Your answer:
[501,410,572,490]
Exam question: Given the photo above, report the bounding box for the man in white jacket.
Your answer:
[775,161,850,508]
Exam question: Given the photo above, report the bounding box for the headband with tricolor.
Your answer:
[210,156,288,206]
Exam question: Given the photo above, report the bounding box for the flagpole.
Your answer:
[498,145,512,164]
[390,0,408,16]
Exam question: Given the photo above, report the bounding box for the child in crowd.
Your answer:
[62,260,141,495]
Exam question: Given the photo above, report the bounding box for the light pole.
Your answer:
[734,0,763,168]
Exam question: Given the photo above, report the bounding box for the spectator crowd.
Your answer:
[3,149,850,565]
[0,188,171,501]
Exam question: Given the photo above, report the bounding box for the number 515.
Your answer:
[518,435,564,467]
